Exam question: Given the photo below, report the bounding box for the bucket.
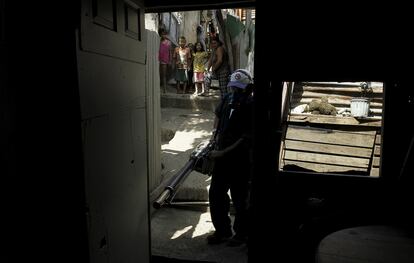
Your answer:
[350,98,370,117]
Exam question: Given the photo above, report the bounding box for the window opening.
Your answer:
[279,81,384,177]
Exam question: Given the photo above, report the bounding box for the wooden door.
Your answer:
[78,0,149,262]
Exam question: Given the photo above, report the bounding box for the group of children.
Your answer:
[159,31,210,96]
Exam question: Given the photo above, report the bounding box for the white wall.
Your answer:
[182,11,200,45]
[145,28,162,193]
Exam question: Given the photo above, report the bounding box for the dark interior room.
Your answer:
[2,1,414,262]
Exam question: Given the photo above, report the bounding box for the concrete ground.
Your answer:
[159,85,221,202]
[151,207,247,263]
[160,107,213,201]
[151,85,248,263]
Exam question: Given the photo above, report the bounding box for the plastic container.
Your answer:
[350,98,370,117]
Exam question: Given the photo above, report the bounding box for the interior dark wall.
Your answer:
[1,1,14,262]
[249,3,414,262]
[4,1,88,261]
[3,1,414,262]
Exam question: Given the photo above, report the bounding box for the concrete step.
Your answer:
[161,85,221,111]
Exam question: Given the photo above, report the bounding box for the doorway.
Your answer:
[145,7,255,263]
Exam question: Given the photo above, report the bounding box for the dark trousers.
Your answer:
[209,157,250,237]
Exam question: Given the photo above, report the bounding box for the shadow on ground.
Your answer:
[151,207,248,263]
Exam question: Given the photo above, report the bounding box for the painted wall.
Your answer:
[146,28,162,194]
[182,11,200,45]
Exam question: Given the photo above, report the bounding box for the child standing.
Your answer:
[192,42,208,95]
[173,36,192,94]
[158,29,172,93]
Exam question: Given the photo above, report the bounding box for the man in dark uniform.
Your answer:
[207,69,254,246]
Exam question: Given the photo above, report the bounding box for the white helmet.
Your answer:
[227,69,253,89]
